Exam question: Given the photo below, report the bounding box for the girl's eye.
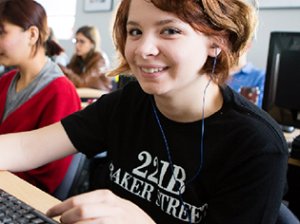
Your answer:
[128,28,142,36]
[161,28,181,35]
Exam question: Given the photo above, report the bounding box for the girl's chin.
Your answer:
[139,83,167,95]
[76,52,84,56]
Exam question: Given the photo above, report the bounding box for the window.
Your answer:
[36,0,77,39]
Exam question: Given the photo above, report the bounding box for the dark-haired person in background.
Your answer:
[227,40,265,107]
[0,0,81,194]
[46,27,69,67]
[60,25,112,91]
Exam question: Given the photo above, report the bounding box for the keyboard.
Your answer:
[0,188,59,224]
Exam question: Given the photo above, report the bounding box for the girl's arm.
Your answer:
[0,122,77,172]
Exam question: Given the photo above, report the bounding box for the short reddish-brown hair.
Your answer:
[109,0,257,85]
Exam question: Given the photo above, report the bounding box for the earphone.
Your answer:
[213,44,221,57]
[215,47,221,56]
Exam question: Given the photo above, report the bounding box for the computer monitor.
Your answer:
[262,31,300,132]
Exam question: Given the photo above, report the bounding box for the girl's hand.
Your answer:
[46,189,156,224]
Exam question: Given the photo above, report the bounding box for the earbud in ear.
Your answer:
[211,43,221,57]
[214,46,221,57]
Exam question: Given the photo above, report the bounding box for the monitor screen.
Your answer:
[262,32,300,130]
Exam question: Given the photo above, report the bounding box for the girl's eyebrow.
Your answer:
[126,21,139,27]
[126,19,179,27]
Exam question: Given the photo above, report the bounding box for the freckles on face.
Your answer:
[124,0,212,95]
[124,39,133,65]
[124,0,211,66]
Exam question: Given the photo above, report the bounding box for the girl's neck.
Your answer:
[16,51,48,92]
[153,76,223,123]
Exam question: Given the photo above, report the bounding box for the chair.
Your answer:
[87,151,109,191]
[53,153,88,200]
[276,203,300,224]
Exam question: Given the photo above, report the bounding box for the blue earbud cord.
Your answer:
[151,55,217,224]
[151,77,211,223]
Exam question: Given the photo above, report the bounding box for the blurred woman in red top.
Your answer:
[0,0,81,194]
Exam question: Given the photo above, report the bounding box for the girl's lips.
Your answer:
[140,67,164,73]
[139,66,168,78]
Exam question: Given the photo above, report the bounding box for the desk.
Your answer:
[0,171,61,222]
[289,158,300,167]
[76,88,107,108]
[76,88,107,99]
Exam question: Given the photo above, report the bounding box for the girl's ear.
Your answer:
[208,36,224,57]
[208,43,221,57]
[27,26,39,45]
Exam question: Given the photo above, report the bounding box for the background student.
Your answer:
[46,27,69,67]
[60,25,112,91]
[0,0,81,194]
[227,40,265,107]
[0,0,288,223]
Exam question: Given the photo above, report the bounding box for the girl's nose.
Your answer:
[135,35,159,59]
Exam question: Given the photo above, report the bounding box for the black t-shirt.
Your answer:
[62,81,288,224]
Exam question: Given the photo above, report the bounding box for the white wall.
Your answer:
[248,8,300,70]
[60,2,300,71]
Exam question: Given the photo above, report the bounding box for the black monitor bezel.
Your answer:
[262,31,300,129]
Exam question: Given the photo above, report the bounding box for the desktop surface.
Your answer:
[0,171,61,222]
[0,188,59,223]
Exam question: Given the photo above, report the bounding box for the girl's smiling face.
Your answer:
[125,0,216,96]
